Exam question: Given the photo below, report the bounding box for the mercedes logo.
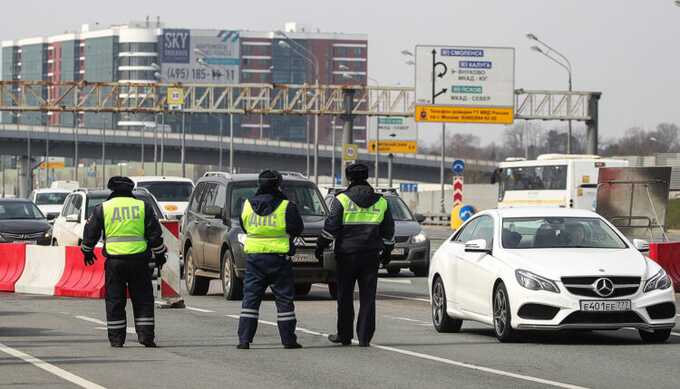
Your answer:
[294,237,306,248]
[594,278,614,297]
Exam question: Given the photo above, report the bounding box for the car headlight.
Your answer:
[643,269,672,293]
[237,233,247,246]
[0,234,7,243]
[411,231,427,244]
[44,228,52,238]
[515,269,560,293]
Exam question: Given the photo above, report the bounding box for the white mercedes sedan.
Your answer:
[429,207,676,343]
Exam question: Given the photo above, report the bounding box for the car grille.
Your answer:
[561,276,641,298]
[2,232,45,241]
[561,311,643,325]
[395,236,410,243]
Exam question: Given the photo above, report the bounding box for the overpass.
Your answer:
[0,124,497,186]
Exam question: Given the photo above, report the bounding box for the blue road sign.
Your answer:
[459,205,475,222]
[451,159,465,175]
[399,183,418,193]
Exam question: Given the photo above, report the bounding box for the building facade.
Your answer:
[1,21,367,144]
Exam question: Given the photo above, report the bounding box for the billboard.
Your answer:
[160,29,240,84]
[367,116,418,154]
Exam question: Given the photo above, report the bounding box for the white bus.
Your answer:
[129,176,195,220]
[493,154,629,210]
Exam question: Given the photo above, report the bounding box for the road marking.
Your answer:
[385,315,430,325]
[377,293,429,303]
[224,314,587,389]
[0,342,106,389]
[378,278,412,285]
[672,332,680,337]
[75,315,135,334]
[185,306,215,313]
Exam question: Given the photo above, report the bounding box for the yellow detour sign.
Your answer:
[416,106,514,124]
[39,161,65,169]
[167,87,185,107]
[343,144,358,161]
[450,204,464,230]
[368,140,417,154]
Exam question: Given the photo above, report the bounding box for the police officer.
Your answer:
[81,176,166,348]
[237,170,304,350]
[316,163,395,347]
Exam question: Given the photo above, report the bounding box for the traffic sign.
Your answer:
[414,45,515,124]
[342,144,358,161]
[451,159,465,175]
[167,87,185,110]
[459,205,475,222]
[39,161,65,169]
[368,117,418,154]
[453,176,464,207]
[368,140,417,154]
[399,183,418,193]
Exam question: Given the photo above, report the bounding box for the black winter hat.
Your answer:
[346,163,369,182]
[258,170,283,189]
[107,176,135,193]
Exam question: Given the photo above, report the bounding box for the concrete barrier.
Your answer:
[54,247,106,298]
[14,246,66,295]
[649,242,680,292]
[0,243,26,292]
[158,221,184,308]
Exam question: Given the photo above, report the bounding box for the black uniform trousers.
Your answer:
[335,250,379,344]
[237,254,297,346]
[105,258,155,345]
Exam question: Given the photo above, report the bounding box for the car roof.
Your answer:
[198,172,312,185]
[129,176,194,184]
[0,198,33,203]
[485,207,601,219]
[34,188,70,193]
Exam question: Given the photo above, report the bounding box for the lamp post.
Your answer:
[527,33,574,154]
[276,32,321,184]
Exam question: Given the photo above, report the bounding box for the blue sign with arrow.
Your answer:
[459,205,475,222]
[451,159,465,175]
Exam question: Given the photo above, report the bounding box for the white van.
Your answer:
[129,176,194,220]
[50,180,80,191]
[29,188,70,222]
[494,154,629,210]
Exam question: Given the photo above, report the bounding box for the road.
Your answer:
[2,264,679,389]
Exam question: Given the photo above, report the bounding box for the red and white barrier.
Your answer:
[54,247,106,298]
[0,243,27,292]
[158,220,185,308]
[14,246,66,295]
[649,242,680,292]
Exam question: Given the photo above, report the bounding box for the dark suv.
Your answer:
[180,172,334,300]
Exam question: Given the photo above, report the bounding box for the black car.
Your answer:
[180,171,334,300]
[324,187,431,276]
[0,199,52,245]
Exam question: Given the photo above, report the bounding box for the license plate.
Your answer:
[392,248,405,256]
[291,254,317,263]
[580,300,631,312]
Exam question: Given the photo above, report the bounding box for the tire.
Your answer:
[221,249,243,300]
[411,266,428,277]
[52,239,58,246]
[328,281,338,300]
[639,329,671,343]
[492,282,516,342]
[431,276,463,333]
[294,283,312,297]
[387,267,401,276]
[184,246,209,296]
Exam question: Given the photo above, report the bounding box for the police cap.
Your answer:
[258,170,283,189]
[346,163,369,182]
[107,176,135,193]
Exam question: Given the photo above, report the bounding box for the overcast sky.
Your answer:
[2,0,679,146]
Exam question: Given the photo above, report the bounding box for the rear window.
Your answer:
[230,182,326,217]
[386,196,414,221]
[137,181,194,202]
[86,195,108,218]
[35,192,68,205]
[500,165,567,191]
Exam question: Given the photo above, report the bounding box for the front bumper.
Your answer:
[232,244,333,283]
[385,240,430,269]
[508,281,677,331]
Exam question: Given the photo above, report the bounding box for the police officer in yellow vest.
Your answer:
[81,176,166,348]
[237,170,304,350]
[316,164,395,347]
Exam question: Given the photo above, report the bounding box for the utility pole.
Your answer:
[101,127,106,189]
[73,112,79,182]
[340,89,355,186]
[160,113,165,176]
[218,115,224,171]
[229,113,234,173]
[181,112,187,178]
[440,123,446,214]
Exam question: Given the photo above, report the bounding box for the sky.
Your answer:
[1,0,679,146]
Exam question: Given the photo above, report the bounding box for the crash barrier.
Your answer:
[54,247,106,298]
[648,242,680,292]
[14,245,66,295]
[157,220,185,308]
[0,243,26,292]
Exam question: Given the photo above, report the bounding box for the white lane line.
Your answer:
[377,293,429,303]
[385,315,430,325]
[0,342,106,389]
[378,278,412,285]
[672,332,680,337]
[224,315,587,389]
[185,306,216,313]
[75,316,135,334]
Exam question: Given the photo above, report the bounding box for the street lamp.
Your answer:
[151,63,168,175]
[527,33,574,154]
[275,31,321,185]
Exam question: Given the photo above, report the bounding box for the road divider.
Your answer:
[0,243,26,292]
[157,220,184,308]
[55,247,106,298]
[14,245,66,295]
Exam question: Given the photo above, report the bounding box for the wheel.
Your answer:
[411,266,428,277]
[294,283,312,297]
[493,282,516,342]
[639,329,671,343]
[184,246,209,296]
[52,239,58,246]
[387,267,401,276]
[328,281,338,300]
[221,249,243,300]
[431,277,462,333]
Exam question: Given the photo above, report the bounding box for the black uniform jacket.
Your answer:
[81,192,165,261]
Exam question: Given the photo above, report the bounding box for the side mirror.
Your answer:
[204,205,223,218]
[490,168,501,184]
[633,239,650,252]
[65,214,80,223]
[465,239,491,254]
[415,213,426,223]
[46,213,58,221]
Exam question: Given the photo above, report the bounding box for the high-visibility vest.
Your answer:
[336,193,388,225]
[241,199,290,254]
[103,197,147,256]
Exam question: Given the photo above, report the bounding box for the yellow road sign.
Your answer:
[342,144,358,161]
[415,105,513,124]
[368,140,417,154]
[39,161,65,169]
[167,87,185,106]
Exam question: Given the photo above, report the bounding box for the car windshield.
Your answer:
[386,196,414,221]
[86,195,108,218]
[35,192,68,205]
[231,182,326,217]
[500,165,567,191]
[502,217,627,249]
[137,181,194,202]
[0,202,45,220]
